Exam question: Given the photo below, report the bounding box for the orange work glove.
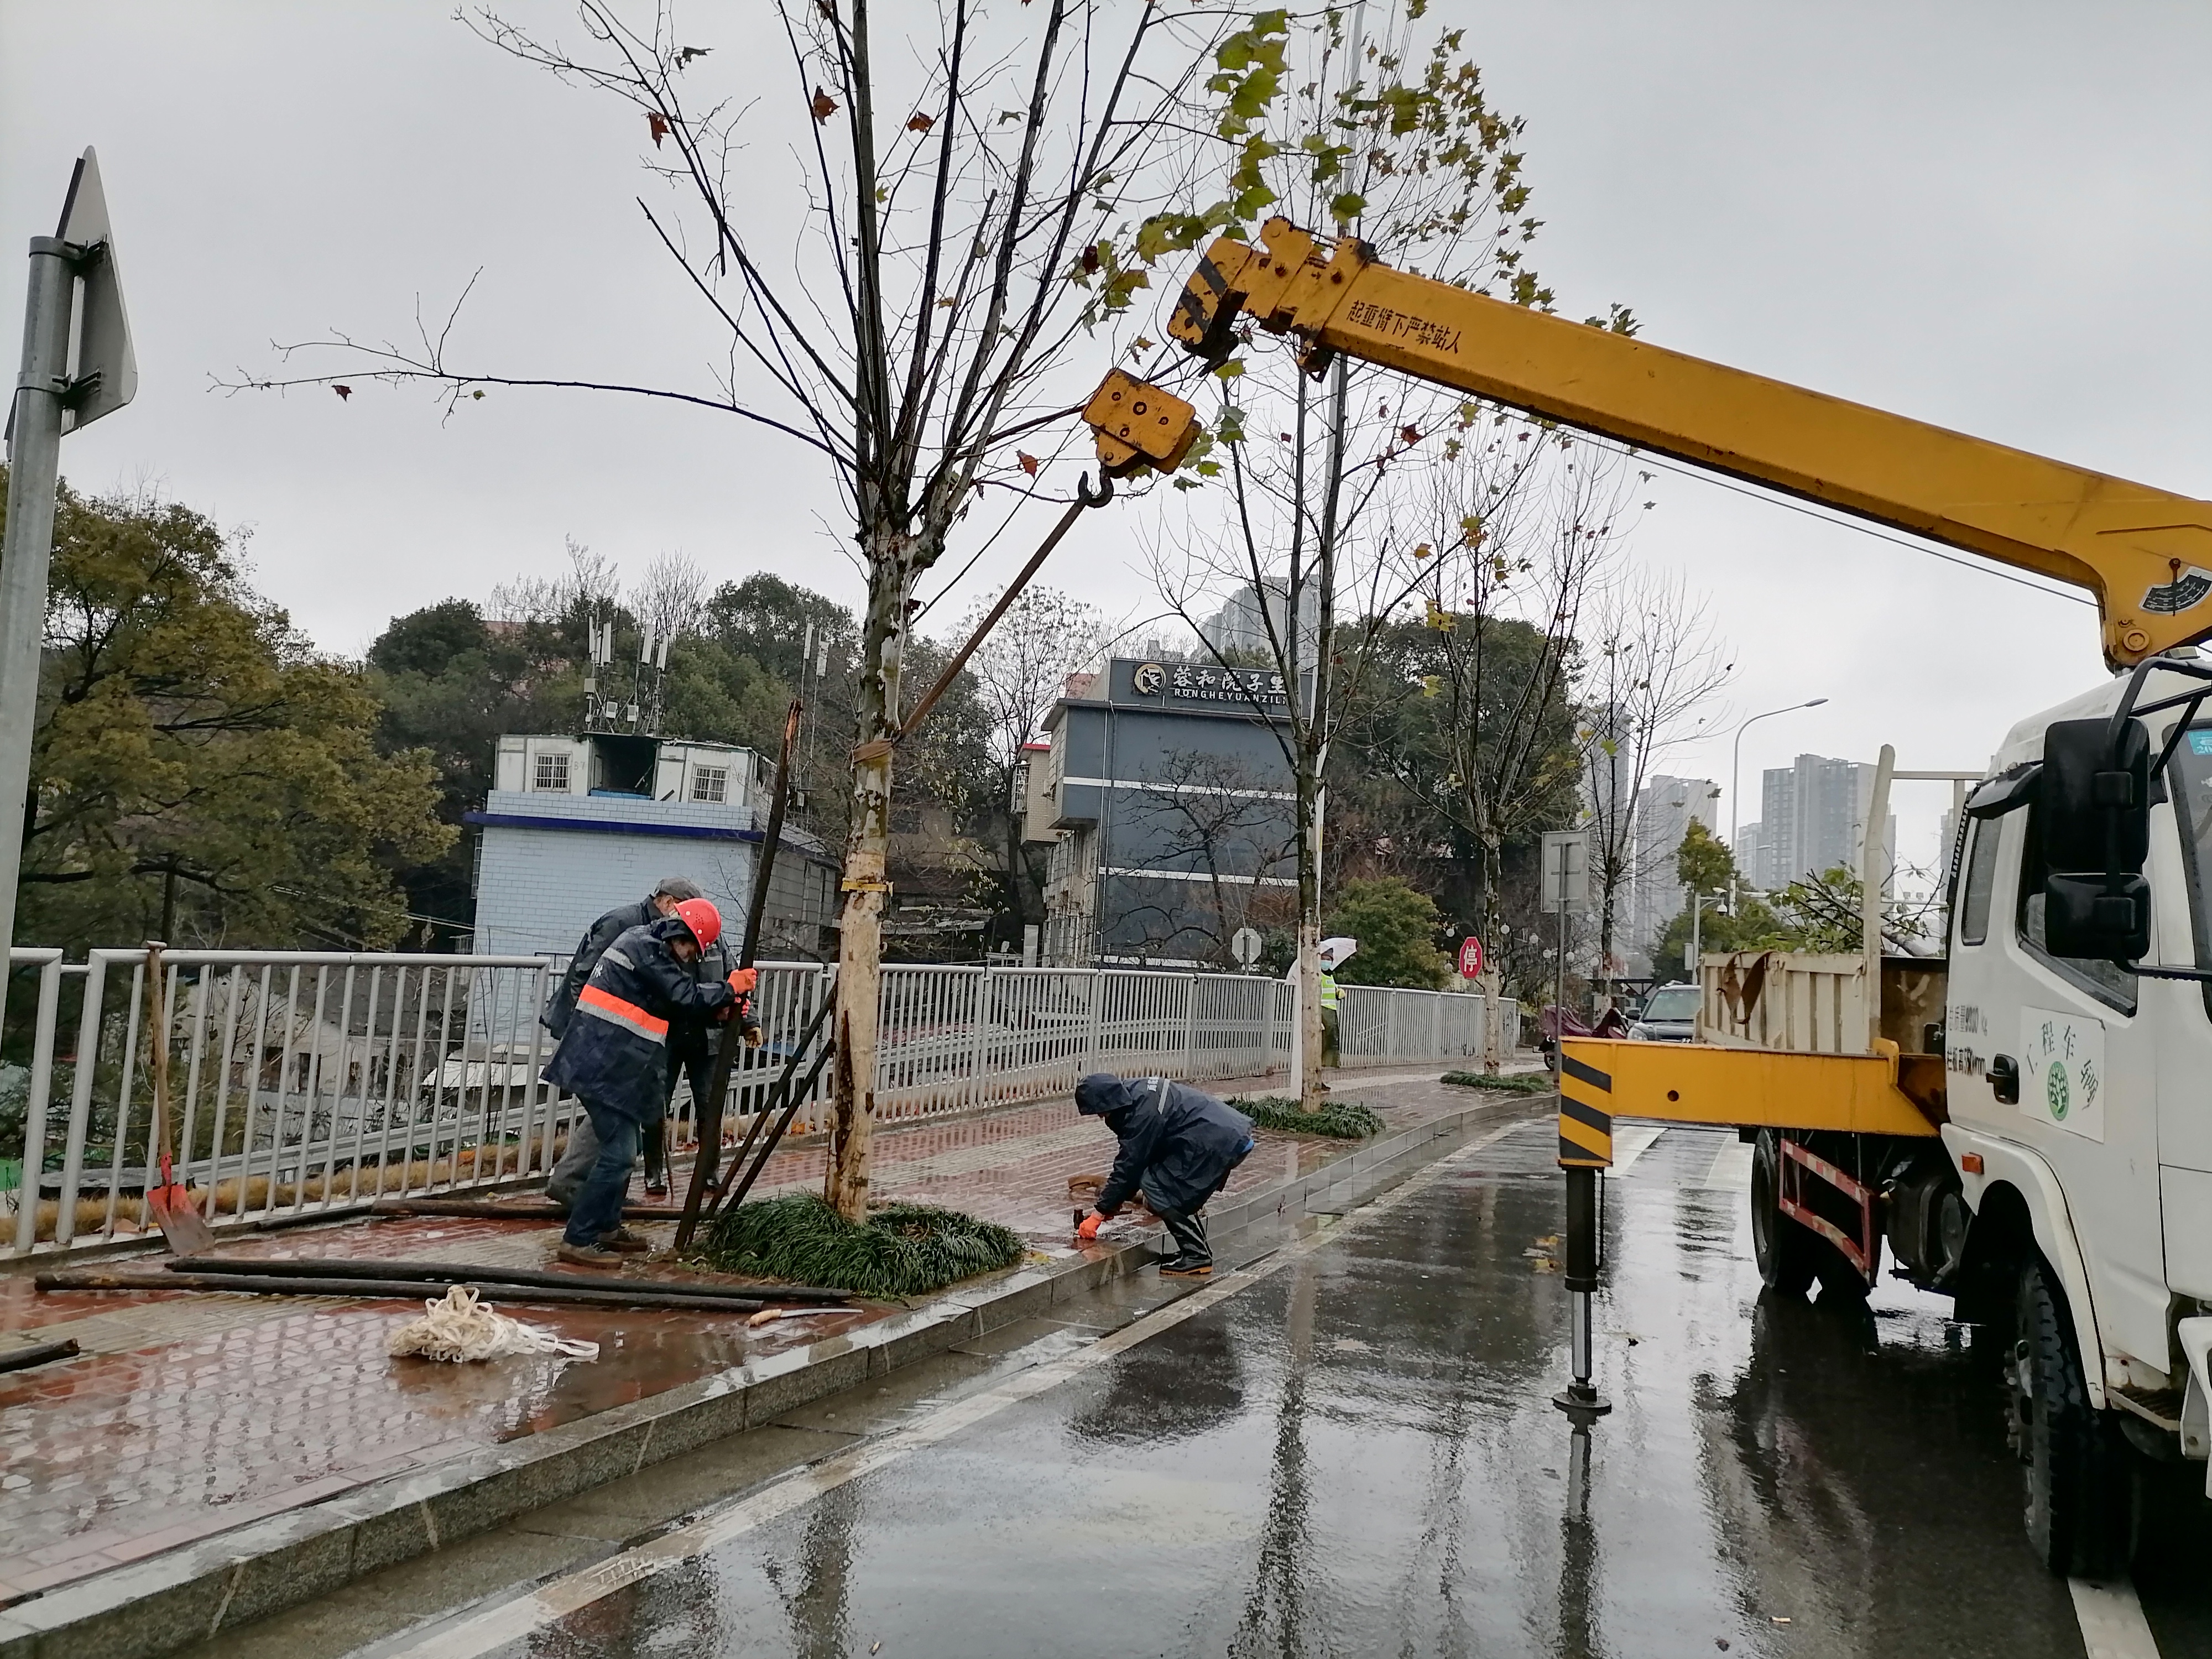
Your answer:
[1076,1211,1104,1242]
[727,967,758,997]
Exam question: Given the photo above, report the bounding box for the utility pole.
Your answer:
[0,149,136,1033]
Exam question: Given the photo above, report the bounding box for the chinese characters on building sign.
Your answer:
[1131,662,1290,707]
[1344,298,1463,356]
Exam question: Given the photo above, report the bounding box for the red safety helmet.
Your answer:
[672,897,723,949]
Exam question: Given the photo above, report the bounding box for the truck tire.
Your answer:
[2010,1256,2124,1576]
[1751,1130,1816,1296]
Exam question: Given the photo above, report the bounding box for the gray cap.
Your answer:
[651,876,703,901]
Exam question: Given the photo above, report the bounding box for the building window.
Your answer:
[691,765,729,804]
[532,750,570,792]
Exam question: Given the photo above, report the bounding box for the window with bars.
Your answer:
[532,750,570,792]
[691,766,729,804]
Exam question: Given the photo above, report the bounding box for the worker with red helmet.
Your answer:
[542,896,754,1266]
[544,878,761,1202]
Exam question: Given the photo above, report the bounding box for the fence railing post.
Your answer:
[1084,969,1103,1077]
[9,954,62,1253]
[968,965,992,1112]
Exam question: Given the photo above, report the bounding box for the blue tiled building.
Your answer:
[465,732,839,961]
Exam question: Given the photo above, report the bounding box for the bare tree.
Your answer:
[488,536,623,625]
[1383,421,1646,998]
[1577,569,1731,1005]
[221,0,1243,1218]
[956,586,1107,936]
[632,551,710,644]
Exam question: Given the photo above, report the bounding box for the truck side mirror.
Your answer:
[2040,717,2151,960]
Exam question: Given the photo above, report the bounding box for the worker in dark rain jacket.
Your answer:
[542,898,750,1266]
[541,877,703,1040]
[1073,1073,1256,1276]
[544,878,760,1200]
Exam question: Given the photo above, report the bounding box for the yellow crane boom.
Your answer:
[1142,216,2212,670]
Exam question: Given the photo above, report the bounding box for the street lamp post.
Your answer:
[1730,698,1830,868]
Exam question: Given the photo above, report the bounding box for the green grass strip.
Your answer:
[1441,1070,1554,1094]
[700,1191,1026,1299]
[1228,1095,1384,1139]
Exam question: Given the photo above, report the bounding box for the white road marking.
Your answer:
[388,1119,1540,1659]
[1698,1140,1755,1192]
[1608,1124,1666,1175]
[2069,1578,2163,1659]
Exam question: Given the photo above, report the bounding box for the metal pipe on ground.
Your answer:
[367,1198,688,1222]
[0,1336,80,1374]
[168,1255,853,1303]
[36,1267,801,1314]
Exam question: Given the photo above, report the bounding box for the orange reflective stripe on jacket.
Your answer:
[577,982,669,1043]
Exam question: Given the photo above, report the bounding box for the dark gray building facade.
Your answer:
[1035,659,1298,967]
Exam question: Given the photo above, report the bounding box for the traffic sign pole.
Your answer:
[0,237,76,1037]
[0,150,136,1037]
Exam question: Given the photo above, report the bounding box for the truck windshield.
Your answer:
[2164,727,2212,985]
[1641,987,1699,1022]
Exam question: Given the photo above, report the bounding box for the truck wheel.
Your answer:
[1751,1130,1815,1296]
[2009,1257,2124,1576]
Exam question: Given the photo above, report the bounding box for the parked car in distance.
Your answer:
[1626,982,1699,1042]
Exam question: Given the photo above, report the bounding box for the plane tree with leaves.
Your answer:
[1144,4,1626,1103]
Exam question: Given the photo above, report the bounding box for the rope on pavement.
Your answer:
[386,1286,599,1364]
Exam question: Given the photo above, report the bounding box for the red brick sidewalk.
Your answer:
[0,1068,1500,1606]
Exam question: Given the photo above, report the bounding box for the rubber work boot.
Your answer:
[597,1225,653,1254]
[1159,1209,1212,1275]
[557,1241,624,1269]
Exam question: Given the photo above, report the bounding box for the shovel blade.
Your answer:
[148,1186,215,1255]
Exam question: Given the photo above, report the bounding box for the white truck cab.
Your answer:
[1939,664,2212,1567]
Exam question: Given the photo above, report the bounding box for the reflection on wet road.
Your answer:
[406,1123,2211,1658]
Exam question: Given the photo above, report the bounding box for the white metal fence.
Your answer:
[0,947,1514,1260]
[1334,984,1517,1070]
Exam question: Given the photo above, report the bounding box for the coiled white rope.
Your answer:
[387,1285,599,1363]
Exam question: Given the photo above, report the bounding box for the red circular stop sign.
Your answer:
[1458,936,1483,978]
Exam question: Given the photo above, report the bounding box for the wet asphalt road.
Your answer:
[311,1118,2212,1659]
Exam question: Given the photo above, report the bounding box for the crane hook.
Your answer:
[1076,469,1115,509]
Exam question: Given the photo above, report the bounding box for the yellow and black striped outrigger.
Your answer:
[1557,1053,1614,1169]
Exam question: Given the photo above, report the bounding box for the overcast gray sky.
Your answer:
[6,2,2210,879]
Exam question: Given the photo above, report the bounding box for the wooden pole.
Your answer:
[676,698,803,1251]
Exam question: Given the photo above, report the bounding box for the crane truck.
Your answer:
[1083,216,2212,1576]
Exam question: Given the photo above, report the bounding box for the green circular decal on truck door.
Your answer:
[2045,1061,2070,1121]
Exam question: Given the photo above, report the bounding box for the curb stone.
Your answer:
[0,1088,1545,1659]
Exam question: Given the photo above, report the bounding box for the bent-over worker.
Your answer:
[1073,1072,1256,1276]
[540,897,752,1267]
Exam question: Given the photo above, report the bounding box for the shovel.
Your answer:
[142,942,214,1255]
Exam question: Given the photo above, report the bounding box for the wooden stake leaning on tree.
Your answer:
[693,993,836,1237]
[888,472,1112,749]
[709,1029,839,1224]
[676,697,802,1251]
